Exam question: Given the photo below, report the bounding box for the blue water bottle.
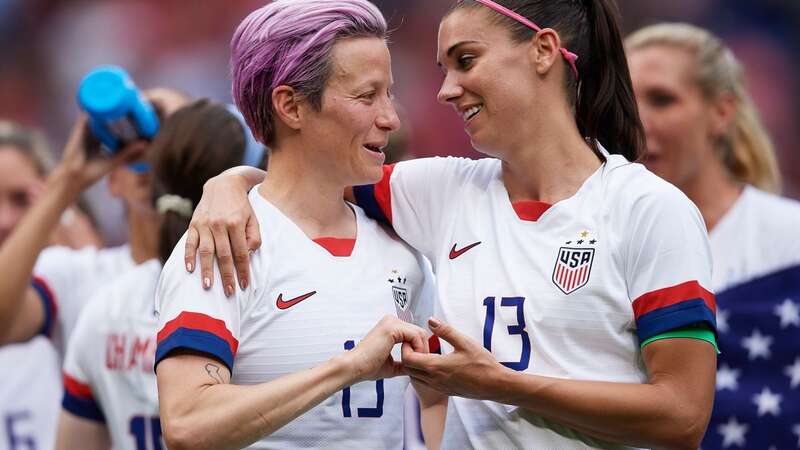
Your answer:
[77,65,159,172]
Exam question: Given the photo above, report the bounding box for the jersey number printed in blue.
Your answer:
[129,415,163,450]
[342,340,384,418]
[483,296,531,371]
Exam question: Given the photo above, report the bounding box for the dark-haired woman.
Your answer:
[188,1,718,448]
[53,100,255,450]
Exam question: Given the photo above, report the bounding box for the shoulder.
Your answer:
[393,156,498,189]
[739,186,800,233]
[95,260,162,318]
[601,157,701,224]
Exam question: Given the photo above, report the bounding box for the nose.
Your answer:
[376,97,401,132]
[437,71,463,105]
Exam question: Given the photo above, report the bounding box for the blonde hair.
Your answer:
[0,121,55,176]
[626,23,781,193]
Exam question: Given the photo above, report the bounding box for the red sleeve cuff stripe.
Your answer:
[374,164,395,224]
[632,280,716,319]
[157,311,238,355]
[63,372,94,400]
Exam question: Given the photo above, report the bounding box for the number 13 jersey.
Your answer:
[354,152,716,450]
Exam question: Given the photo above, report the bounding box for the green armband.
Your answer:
[640,323,719,354]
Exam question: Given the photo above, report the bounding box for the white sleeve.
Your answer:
[31,246,92,339]
[625,186,716,344]
[410,255,436,330]
[352,157,474,260]
[61,297,106,423]
[154,235,245,373]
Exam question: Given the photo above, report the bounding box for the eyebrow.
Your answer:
[436,40,480,66]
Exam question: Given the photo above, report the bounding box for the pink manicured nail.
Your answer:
[428,317,441,328]
[203,277,211,289]
[186,262,193,272]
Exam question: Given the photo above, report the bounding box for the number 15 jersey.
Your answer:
[354,153,716,450]
[155,188,433,450]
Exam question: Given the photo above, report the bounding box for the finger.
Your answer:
[197,225,216,290]
[229,221,251,290]
[210,221,236,297]
[429,317,468,349]
[392,321,429,353]
[401,344,439,369]
[184,227,199,272]
[244,213,262,252]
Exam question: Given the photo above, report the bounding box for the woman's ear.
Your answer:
[271,85,303,131]
[529,28,562,77]
[708,91,737,140]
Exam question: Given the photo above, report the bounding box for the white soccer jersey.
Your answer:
[353,153,716,450]
[0,338,61,450]
[155,189,432,450]
[709,185,800,292]
[701,186,800,450]
[61,260,162,450]
[31,245,135,353]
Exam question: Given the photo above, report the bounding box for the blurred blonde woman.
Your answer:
[627,23,800,449]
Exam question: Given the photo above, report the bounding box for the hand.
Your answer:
[348,316,429,382]
[402,318,507,400]
[55,116,148,194]
[184,173,261,296]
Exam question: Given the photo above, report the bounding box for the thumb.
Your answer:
[428,317,466,349]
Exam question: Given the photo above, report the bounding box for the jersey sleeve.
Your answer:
[155,235,243,373]
[61,296,106,423]
[31,246,90,338]
[353,157,472,259]
[625,187,716,344]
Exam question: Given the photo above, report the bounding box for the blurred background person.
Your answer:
[0,121,93,450]
[54,99,251,450]
[627,23,800,449]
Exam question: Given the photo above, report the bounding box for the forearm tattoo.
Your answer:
[205,363,224,384]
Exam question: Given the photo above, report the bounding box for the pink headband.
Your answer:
[471,0,579,80]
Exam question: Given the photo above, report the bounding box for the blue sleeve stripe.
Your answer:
[353,184,390,225]
[155,327,235,373]
[635,299,717,343]
[62,391,105,423]
[31,278,55,337]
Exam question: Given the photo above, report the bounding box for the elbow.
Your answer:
[161,416,210,450]
[654,406,710,450]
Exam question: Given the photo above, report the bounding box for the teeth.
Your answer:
[462,105,483,121]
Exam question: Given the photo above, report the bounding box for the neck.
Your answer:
[127,208,160,264]
[258,140,355,238]
[501,104,601,204]
[680,160,743,232]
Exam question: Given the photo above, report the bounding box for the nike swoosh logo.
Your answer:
[276,291,317,310]
[449,241,481,260]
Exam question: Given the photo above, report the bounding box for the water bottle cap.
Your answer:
[77,66,137,119]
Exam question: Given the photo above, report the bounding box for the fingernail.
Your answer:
[225,284,233,297]
[240,278,248,290]
[429,317,441,329]
[203,277,211,289]
[186,262,193,272]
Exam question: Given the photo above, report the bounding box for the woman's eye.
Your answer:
[457,54,475,69]
[359,91,376,101]
[649,92,676,108]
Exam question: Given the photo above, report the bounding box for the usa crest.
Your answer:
[388,270,413,323]
[552,231,597,295]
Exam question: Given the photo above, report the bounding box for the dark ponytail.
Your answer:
[576,0,644,161]
[451,0,645,161]
[149,99,246,263]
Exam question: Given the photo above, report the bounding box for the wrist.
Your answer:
[46,167,83,204]
[327,352,362,388]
